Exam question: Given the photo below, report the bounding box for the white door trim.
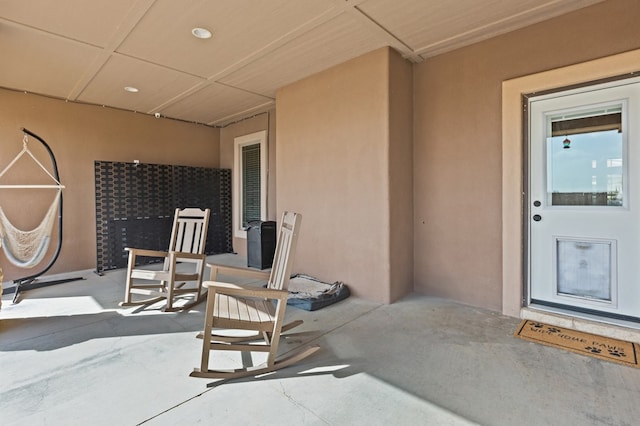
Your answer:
[233,130,268,239]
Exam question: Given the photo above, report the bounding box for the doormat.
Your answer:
[515,320,640,368]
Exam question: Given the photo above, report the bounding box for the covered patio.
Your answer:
[2,254,640,425]
[3,2,640,424]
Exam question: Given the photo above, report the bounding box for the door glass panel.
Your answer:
[547,105,623,206]
[556,238,613,302]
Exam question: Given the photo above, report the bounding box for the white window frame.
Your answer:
[233,130,267,239]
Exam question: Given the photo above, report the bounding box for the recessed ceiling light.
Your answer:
[191,27,212,39]
[124,86,139,93]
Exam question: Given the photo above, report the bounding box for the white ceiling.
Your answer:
[0,0,603,126]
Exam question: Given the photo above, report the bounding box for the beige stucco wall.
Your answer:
[413,0,640,311]
[219,111,276,257]
[0,89,219,281]
[276,47,413,303]
[388,50,414,302]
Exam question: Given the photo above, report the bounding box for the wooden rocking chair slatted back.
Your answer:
[191,211,320,381]
[120,207,210,312]
[266,213,296,291]
[171,209,209,256]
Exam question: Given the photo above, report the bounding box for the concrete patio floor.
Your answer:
[2,254,640,425]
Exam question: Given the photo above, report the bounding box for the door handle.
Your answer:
[533,214,542,222]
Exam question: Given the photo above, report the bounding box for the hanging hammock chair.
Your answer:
[0,191,60,268]
[0,128,78,304]
[0,132,63,269]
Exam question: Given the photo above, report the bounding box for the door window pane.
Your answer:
[547,105,623,206]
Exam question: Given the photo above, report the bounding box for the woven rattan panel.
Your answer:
[95,161,232,273]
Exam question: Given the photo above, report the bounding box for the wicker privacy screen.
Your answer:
[94,161,232,273]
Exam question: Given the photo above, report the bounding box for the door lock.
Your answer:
[533,214,542,222]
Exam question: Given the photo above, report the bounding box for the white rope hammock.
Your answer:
[0,134,64,268]
[0,192,60,268]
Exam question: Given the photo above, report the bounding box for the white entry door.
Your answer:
[528,77,640,321]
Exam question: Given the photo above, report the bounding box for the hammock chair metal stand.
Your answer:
[0,128,82,303]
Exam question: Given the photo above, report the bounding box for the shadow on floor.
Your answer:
[0,309,205,351]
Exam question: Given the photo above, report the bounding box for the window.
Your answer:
[233,131,267,238]
[546,104,625,206]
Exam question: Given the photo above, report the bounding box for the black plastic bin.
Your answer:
[247,220,276,269]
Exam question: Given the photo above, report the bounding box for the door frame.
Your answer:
[501,49,640,321]
[525,82,636,319]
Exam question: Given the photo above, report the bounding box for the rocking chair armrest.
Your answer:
[125,248,169,258]
[203,280,288,300]
[172,251,206,261]
[207,263,270,281]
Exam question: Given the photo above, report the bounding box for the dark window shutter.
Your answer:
[242,143,261,228]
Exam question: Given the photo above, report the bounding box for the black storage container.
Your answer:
[247,220,276,269]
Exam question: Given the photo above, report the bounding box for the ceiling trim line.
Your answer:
[147,81,211,115]
[66,0,157,100]
[214,81,275,100]
[208,101,275,127]
[148,4,350,114]
[203,4,349,82]
[0,85,216,127]
[0,17,103,48]
[346,6,422,63]
[414,0,602,58]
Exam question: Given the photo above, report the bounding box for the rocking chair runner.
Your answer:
[121,207,210,312]
[191,211,319,380]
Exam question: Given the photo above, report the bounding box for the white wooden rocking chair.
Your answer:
[120,207,210,312]
[190,211,319,380]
